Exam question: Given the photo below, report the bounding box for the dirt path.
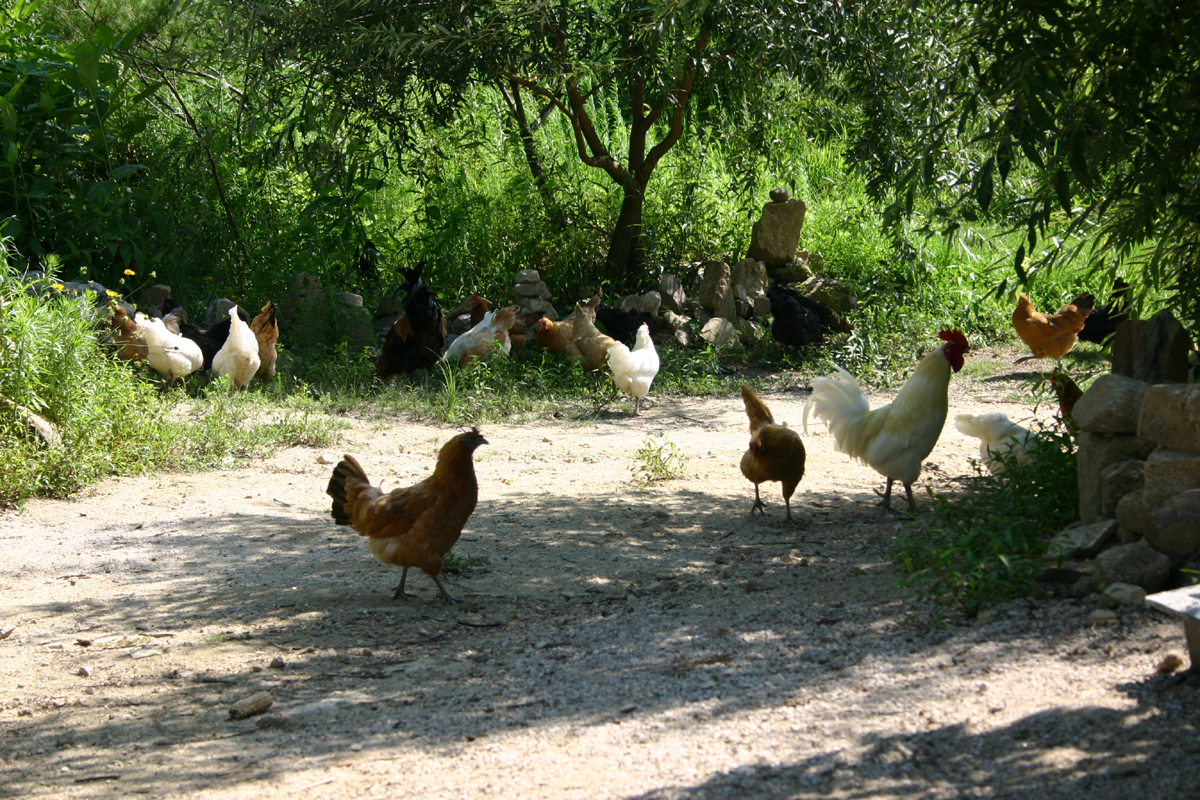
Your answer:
[2,359,1197,799]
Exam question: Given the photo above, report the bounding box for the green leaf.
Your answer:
[1054,169,1071,213]
[974,157,995,215]
[1014,245,1026,282]
[110,164,147,182]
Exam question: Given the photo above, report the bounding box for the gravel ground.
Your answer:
[2,354,1198,799]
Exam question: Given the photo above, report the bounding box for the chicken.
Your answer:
[212,304,262,388]
[248,301,279,380]
[1077,278,1132,345]
[803,330,971,510]
[161,300,244,370]
[1012,291,1095,362]
[1049,366,1084,431]
[135,312,204,383]
[376,266,446,378]
[106,304,147,362]
[470,294,526,353]
[607,322,660,416]
[954,412,1038,474]
[325,428,489,604]
[534,300,598,357]
[739,385,807,521]
[443,305,518,367]
[596,304,660,346]
[765,284,851,347]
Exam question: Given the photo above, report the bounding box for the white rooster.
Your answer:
[954,412,1039,475]
[212,305,262,389]
[135,312,204,383]
[442,305,517,367]
[607,322,660,417]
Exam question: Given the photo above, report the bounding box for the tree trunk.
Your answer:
[605,179,646,292]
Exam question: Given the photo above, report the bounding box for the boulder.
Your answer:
[640,291,662,316]
[1046,519,1118,560]
[1072,374,1150,434]
[697,261,737,322]
[1143,448,1200,510]
[1095,542,1171,593]
[1111,309,1192,384]
[514,269,541,285]
[658,274,686,313]
[730,258,768,299]
[1138,383,1200,454]
[278,274,332,350]
[747,198,807,269]
[1115,489,1156,539]
[752,294,773,319]
[139,284,173,308]
[1099,583,1147,607]
[2,400,60,449]
[799,275,858,311]
[617,293,645,313]
[335,291,363,308]
[1101,459,1145,517]
[1148,489,1200,560]
[334,304,375,351]
[700,317,737,347]
[205,298,238,328]
[768,256,815,285]
[1076,431,1158,522]
[516,281,549,298]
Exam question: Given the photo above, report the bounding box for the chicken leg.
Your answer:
[875,478,918,512]
[392,567,463,604]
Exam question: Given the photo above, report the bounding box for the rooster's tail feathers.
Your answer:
[802,366,869,436]
[327,455,369,526]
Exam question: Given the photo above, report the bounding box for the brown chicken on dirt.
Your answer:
[739,385,806,521]
[1012,292,1095,362]
[326,428,489,604]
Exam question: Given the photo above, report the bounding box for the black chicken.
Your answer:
[1077,278,1132,345]
[765,285,822,347]
[596,304,662,346]
[375,264,446,378]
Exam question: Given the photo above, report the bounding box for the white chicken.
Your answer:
[442,305,517,367]
[607,322,660,417]
[954,412,1039,475]
[135,312,204,383]
[212,304,262,389]
[803,330,970,510]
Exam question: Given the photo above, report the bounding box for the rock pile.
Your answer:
[514,269,557,328]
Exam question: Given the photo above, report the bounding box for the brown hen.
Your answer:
[1013,292,1095,362]
[740,385,806,521]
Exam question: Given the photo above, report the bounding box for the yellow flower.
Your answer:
[123,269,135,276]
[105,289,118,298]
[204,276,214,281]
[149,271,157,278]
[50,283,64,291]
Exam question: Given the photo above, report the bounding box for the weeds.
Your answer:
[892,418,1079,619]
[631,435,689,486]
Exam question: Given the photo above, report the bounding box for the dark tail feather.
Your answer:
[326,455,369,526]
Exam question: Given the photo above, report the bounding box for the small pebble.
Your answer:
[269,657,286,669]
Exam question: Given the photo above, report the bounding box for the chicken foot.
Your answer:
[750,485,767,516]
[393,567,463,604]
[874,478,917,512]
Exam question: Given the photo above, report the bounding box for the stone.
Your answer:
[1116,489,1156,539]
[3,400,60,449]
[1138,383,1200,454]
[769,187,790,203]
[730,258,768,299]
[1143,448,1200,510]
[768,257,815,285]
[518,298,558,322]
[516,281,548,298]
[229,691,274,720]
[374,287,406,320]
[278,274,332,351]
[334,304,376,352]
[640,291,662,316]
[747,198,807,268]
[1046,519,1118,560]
[617,293,645,313]
[658,274,686,313]
[514,269,540,284]
[449,313,473,335]
[139,284,173,308]
[205,298,238,328]
[1072,374,1150,434]
[1100,583,1147,607]
[335,291,363,308]
[1102,459,1145,517]
[799,275,857,311]
[697,261,737,322]
[700,317,737,346]
[1076,431,1158,522]
[1111,309,1192,384]
[1095,542,1171,593]
[1148,488,1200,560]
[752,294,773,319]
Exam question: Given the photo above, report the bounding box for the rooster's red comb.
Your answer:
[938,330,969,350]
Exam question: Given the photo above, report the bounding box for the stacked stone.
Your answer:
[514,269,557,328]
[1050,310,1199,600]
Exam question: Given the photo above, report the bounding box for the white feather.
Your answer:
[135,312,203,382]
[212,305,262,389]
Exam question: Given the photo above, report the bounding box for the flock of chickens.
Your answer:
[323,278,1134,604]
[107,299,280,388]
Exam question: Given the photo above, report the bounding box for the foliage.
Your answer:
[892,418,1079,618]
[630,434,688,486]
[0,4,165,286]
[848,0,1200,332]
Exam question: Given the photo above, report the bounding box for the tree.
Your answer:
[850,0,1200,330]
[248,0,844,292]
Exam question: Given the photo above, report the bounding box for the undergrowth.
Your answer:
[892,418,1080,620]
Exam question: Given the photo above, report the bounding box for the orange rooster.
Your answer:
[107,304,148,362]
[803,330,970,511]
[248,300,279,380]
[1012,292,1094,362]
[470,294,526,353]
[740,385,807,521]
[325,428,489,604]
[534,298,614,371]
